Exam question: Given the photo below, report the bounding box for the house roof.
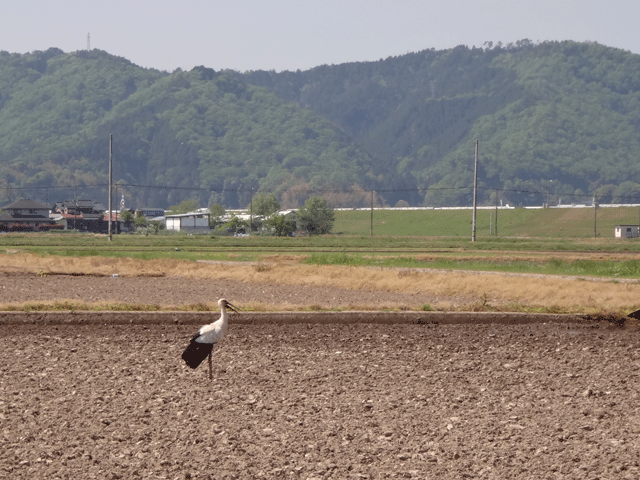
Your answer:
[61,213,103,220]
[54,199,105,211]
[0,211,56,222]
[1,199,51,210]
[165,212,210,218]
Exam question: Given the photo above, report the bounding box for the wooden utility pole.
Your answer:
[108,135,113,241]
[472,140,479,242]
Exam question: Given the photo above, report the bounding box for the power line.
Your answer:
[5,182,640,204]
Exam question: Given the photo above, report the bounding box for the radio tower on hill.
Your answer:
[87,32,90,50]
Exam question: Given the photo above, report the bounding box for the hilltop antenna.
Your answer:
[87,32,90,50]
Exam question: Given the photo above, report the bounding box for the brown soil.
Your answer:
[2,321,639,479]
[3,252,640,313]
[0,272,462,311]
[2,272,640,478]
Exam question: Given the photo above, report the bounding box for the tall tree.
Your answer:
[298,196,335,235]
[251,192,280,216]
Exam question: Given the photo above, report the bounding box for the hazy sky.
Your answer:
[2,1,638,72]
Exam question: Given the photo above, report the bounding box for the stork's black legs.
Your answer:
[208,351,212,380]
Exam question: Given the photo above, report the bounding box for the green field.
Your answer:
[1,206,640,279]
[334,206,640,239]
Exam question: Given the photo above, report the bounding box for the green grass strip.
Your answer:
[302,253,640,279]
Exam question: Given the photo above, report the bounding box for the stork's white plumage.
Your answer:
[182,298,238,379]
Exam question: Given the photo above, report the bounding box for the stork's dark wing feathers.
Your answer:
[181,338,213,369]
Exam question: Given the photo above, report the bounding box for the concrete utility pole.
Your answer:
[593,196,598,239]
[370,190,373,236]
[74,186,77,231]
[494,189,498,236]
[108,135,113,241]
[472,140,479,242]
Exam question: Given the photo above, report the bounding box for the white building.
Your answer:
[165,212,210,232]
[614,225,640,238]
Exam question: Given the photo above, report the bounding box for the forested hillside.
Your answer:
[1,41,640,208]
[0,49,379,208]
[245,40,640,207]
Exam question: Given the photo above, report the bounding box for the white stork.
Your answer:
[181,298,238,379]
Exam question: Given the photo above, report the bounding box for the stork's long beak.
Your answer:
[226,302,239,313]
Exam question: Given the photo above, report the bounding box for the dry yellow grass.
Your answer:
[1,252,639,313]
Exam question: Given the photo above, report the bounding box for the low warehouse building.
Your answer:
[165,212,210,232]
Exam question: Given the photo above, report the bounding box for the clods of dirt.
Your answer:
[2,321,639,479]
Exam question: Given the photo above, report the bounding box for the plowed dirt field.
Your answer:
[0,272,456,311]
[2,320,640,479]
[1,274,640,479]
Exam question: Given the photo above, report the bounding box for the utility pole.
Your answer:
[370,190,373,237]
[74,186,77,231]
[494,189,498,236]
[593,194,598,239]
[472,140,479,242]
[108,135,113,241]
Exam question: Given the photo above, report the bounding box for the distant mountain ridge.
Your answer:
[244,40,640,207]
[1,40,639,208]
